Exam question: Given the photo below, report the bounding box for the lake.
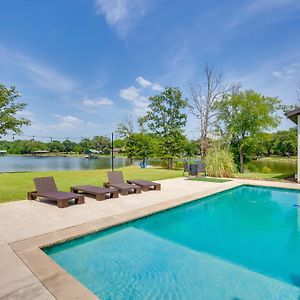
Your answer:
[0,155,133,172]
[247,158,296,174]
[0,155,296,174]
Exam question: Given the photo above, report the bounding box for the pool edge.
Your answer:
[9,180,294,299]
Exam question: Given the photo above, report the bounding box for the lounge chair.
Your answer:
[28,177,84,208]
[126,179,161,192]
[71,185,119,201]
[105,171,142,195]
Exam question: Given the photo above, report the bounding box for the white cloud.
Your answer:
[119,86,148,115]
[136,76,152,88]
[272,64,300,80]
[83,97,113,106]
[53,115,83,128]
[0,45,76,93]
[272,70,283,78]
[95,0,151,38]
[15,110,34,118]
[136,76,163,91]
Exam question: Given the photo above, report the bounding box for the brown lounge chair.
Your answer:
[126,179,161,192]
[70,185,119,201]
[105,171,142,195]
[28,177,84,208]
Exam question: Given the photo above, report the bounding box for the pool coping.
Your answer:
[8,180,299,299]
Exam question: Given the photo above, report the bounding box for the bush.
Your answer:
[174,161,183,169]
[205,146,236,178]
[262,166,272,173]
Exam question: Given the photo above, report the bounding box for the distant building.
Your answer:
[0,150,7,155]
[84,149,100,159]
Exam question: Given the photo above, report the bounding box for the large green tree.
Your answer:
[142,87,188,169]
[272,128,297,157]
[0,84,31,135]
[215,89,281,172]
[124,133,156,165]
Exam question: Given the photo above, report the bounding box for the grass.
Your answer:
[234,172,293,180]
[0,166,182,203]
[190,177,232,183]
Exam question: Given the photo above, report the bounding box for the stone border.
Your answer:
[9,180,299,299]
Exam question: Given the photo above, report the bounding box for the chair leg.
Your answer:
[120,190,129,195]
[96,194,105,201]
[135,187,142,194]
[111,191,119,198]
[57,199,68,208]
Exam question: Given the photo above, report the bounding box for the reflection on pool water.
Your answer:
[45,185,300,299]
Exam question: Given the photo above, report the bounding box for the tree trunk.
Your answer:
[167,158,173,169]
[239,147,244,173]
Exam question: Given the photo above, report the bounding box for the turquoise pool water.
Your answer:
[44,185,300,299]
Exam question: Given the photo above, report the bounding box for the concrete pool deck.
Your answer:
[1,177,300,299]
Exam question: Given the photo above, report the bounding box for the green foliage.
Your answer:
[272,128,297,157]
[124,133,156,163]
[262,166,272,173]
[0,135,112,154]
[215,89,281,172]
[204,146,236,177]
[0,84,31,135]
[183,139,200,157]
[142,87,188,169]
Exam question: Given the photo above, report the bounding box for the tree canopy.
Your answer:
[215,89,281,172]
[141,87,188,169]
[0,84,31,135]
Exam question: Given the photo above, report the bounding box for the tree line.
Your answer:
[0,67,299,174]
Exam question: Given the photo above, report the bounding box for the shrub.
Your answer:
[174,161,183,169]
[205,146,236,178]
[262,166,272,173]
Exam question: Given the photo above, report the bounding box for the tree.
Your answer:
[215,89,281,172]
[189,64,235,158]
[124,133,155,165]
[272,128,297,157]
[62,139,76,152]
[116,116,134,139]
[47,140,63,153]
[142,87,188,169]
[0,84,31,136]
[91,136,111,154]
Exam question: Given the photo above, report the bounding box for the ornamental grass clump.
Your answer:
[205,147,236,178]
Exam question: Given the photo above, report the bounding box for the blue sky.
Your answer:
[0,0,300,141]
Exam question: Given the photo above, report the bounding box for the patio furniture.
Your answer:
[183,162,190,176]
[197,162,207,176]
[28,177,84,208]
[189,164,199,176]
[127,179,161,192]
[70,185,119,201]
[104,171,142,195]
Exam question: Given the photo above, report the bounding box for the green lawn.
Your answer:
[190,177,232,183]
[0,166,182,203]
[234,172,292,180]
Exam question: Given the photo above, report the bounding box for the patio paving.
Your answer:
[0,177,299,299]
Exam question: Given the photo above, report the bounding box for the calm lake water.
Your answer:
[0,155,133,172]
[249,159,296,174]
[0,155,297,174]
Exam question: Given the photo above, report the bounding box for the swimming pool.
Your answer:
[44,185,300,299]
